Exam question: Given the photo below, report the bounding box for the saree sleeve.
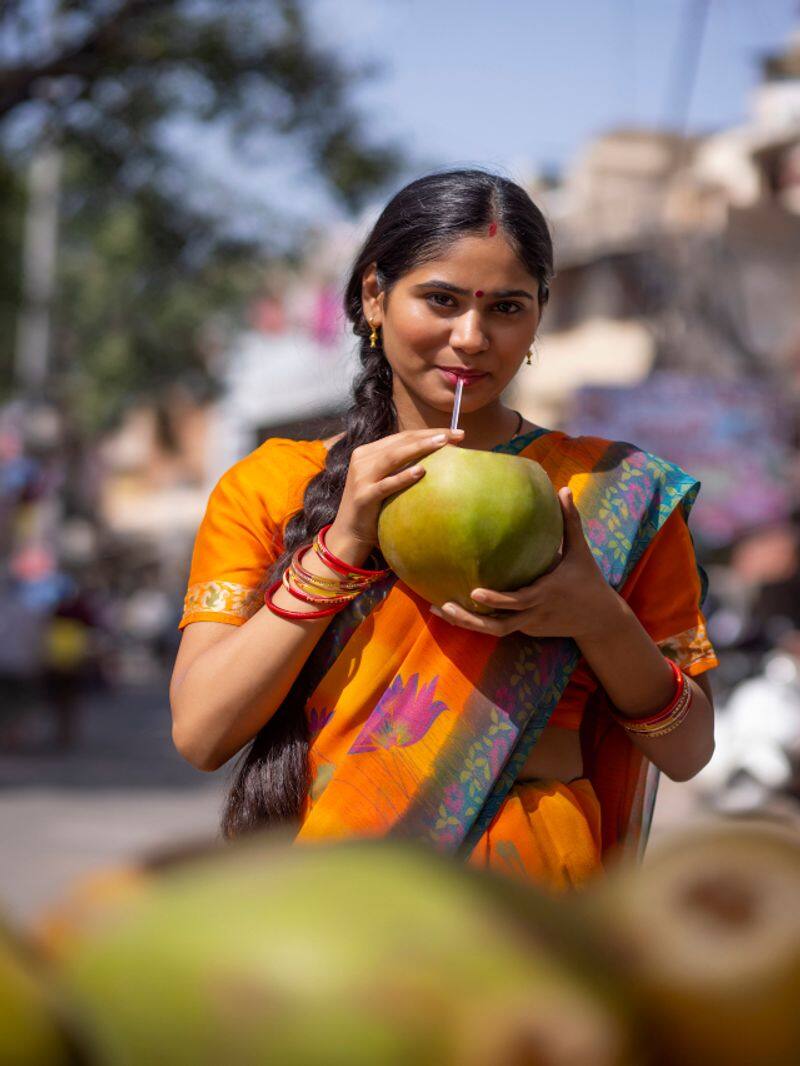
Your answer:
[619,503,718,677]
[178,439,322,630]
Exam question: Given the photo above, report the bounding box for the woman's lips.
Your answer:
[437,368,489,388]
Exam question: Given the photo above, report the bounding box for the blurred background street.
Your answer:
[3,0,800,926]
[1,669,225,923]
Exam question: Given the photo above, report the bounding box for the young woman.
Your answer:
[170,168,718,892]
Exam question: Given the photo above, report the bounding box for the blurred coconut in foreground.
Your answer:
[1,818,799,1064]
[34,833,635,1066]
[0,912,81,1065]
[583,818,800,1066]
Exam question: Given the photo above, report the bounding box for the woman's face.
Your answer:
[364,231,542,424]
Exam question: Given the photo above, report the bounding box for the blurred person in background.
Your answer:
[743,519,800,654]
[0,576,46,751]
[41,578,105,750]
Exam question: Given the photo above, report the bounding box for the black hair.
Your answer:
[220,166,553,839]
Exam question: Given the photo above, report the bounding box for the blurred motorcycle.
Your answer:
[694,644,800,813]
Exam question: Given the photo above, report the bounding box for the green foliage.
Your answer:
[0,0,408,434]
[54,142,264,434]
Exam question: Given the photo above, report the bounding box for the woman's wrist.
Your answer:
[576,580,628,644]
[325,523,376,571]
[268,530,358,616]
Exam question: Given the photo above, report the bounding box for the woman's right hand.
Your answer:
[332,427,465,551]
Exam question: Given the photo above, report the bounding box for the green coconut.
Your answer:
[378,444,563,615]
[0,911,82,1065]
[583,818,800,1066]
[53,834,636,1066]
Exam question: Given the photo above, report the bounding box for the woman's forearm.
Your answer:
[171,525,373,771]
[171,602,336,771]
[576,590,714,781]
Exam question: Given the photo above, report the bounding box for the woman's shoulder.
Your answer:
[226,435,329,481]
[252,434,331,464]
[532,428,620,467]
[209,436,328,520]
[552,430,690,477]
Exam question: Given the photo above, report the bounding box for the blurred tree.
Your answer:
[0,0,407,433]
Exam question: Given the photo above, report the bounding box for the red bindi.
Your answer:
[487,221,498,237]
[474,289,484,298]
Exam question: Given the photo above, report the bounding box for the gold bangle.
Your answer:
[614,671,693,737]
[282,568,356,606]
[287,567,355,600]
[290,544,367,592]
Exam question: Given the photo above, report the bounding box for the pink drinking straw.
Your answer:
[449,377,464,432]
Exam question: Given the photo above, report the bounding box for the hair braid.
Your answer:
[220,337,396,838]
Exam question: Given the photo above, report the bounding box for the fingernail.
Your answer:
[471,590,487,601]
[443,603,456,614]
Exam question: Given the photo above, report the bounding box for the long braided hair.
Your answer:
[220,166,553,839]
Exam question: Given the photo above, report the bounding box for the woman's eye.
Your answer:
[427,293,455,308]
[426,293,523,314]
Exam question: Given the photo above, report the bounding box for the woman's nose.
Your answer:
[450,310,489,353]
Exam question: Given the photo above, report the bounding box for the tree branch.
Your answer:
[0,0,170,117]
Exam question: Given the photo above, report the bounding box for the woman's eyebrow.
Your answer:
[413,279,534,300]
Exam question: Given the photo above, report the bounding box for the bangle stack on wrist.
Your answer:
[610,659,693,738]
[264,523,390,620]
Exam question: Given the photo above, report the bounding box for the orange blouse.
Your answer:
[179,436,718,731]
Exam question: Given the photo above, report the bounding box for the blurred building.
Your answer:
[509,29,800,430]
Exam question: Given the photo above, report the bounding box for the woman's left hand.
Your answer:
[429,487,620,641]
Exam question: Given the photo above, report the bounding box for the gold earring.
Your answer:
[369,320,379,349]
[526,348,533,365]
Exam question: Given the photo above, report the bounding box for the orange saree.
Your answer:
[179,428,718,893]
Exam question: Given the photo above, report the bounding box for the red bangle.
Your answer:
[291,543,367,591]
[314,524,391,579]
[263,578,347,620]
[637,659,685,724]
[611,659,693,737]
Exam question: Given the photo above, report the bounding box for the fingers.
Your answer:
[353,427,466,509]
[559,485,583,529]
[342,427,465,544]
[353,427,464,476]
[388,427,465,470]
[469,587,538,610]
[430,602,515,637]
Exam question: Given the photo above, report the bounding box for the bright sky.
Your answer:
[168,0,799,244]
[298,0,799,218]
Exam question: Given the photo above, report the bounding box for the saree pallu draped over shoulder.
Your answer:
[290,429,707,871]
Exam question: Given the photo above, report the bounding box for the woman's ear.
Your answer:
[361,262,383,323]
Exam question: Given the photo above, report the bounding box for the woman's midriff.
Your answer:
[514,723,583,783]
